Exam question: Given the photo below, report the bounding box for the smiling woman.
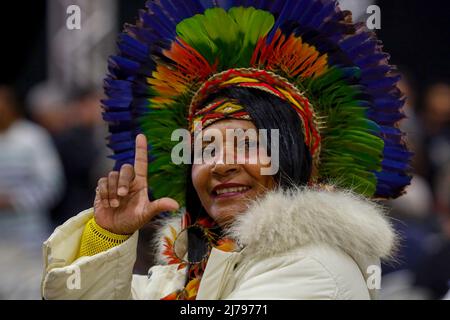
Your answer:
[191,119,276,227]
[189,86,309,223]
[41,0,411,300]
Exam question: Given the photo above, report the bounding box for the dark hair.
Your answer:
[186,86,312,224]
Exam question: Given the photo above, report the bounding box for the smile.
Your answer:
[211,184,251,198]
[216,186,250,195]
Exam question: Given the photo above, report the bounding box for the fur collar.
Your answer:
[152,187,396,266]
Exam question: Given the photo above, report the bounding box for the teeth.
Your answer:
[215,186,249,195]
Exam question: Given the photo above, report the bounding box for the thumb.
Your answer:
[143,197,180,220]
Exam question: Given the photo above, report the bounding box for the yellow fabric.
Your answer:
[77,217,131,258]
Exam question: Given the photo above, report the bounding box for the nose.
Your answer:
[211,161,240,178]
[210,145,240,177]
[206,138,241,177]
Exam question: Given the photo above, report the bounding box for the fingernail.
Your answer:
[103,200,110,208]
[111,199,120,207]
[118,187,127,196]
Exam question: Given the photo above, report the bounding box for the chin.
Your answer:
[212,205,247,227]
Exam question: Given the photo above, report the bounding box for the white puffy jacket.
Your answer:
[41,187,396,300]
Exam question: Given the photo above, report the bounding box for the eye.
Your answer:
[235,139,258,162]
[237,138,258,150]
[246,140,258,149]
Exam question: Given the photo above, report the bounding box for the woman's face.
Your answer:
[192,119,276,227]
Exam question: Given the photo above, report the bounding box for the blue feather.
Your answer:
[104,79,131,91]
[125,25,159,45]
[108,141,135,152]
[267,0,300,42]
[373,97,404,110]
[379,125,402,136]
[360,65,391,80]
[108,56,140,75]
[102,98,132,109]
[367,111,405,125]
[197,0,215,10]
[182,0,208,14]
[140,10,176,41]
[363,76,401,91]
[296,0,317,25]
[158,0,192,22]
[355,52,389,69]
[309,0,336,29]
[109,131,133,143]
[216,0,237,9]
[381,159,410,171]
[102,111,133,122]
[340,32,371,51]
[347,40,377,60]
[109,151,135,162]
[145,2,177,30]
[118,35,149,62]
[376,171,412,186]
[384,146,414,162]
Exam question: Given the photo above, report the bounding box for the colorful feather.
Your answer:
[102,0,412,205]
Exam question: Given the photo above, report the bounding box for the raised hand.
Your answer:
[93,134,179,235]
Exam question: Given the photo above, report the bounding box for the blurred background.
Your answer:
[0,0,449,299]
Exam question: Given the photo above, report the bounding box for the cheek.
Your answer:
[243,164,274,189]
[191,165,209,197]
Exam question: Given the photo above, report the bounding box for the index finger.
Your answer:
[134,134,148,179]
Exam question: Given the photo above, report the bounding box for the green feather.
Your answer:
[301,66,384,196]
[176,7,274,69]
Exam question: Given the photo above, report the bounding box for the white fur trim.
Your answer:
[153,187,396,265]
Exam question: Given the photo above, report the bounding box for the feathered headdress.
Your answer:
[102,0,412,206]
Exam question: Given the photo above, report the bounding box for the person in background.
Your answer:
[378,71,435,299]
[49,87,113,227]
[0,85,64,299]
[396,70,426,176]
[26,81,69,135]
[413,164,450,299]
[422,81,450,192]
[27,83,113,226]
[380,175,434,299]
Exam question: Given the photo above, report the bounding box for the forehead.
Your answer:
[202,119,256,133]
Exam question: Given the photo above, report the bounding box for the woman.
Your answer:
[41,0,411,300]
